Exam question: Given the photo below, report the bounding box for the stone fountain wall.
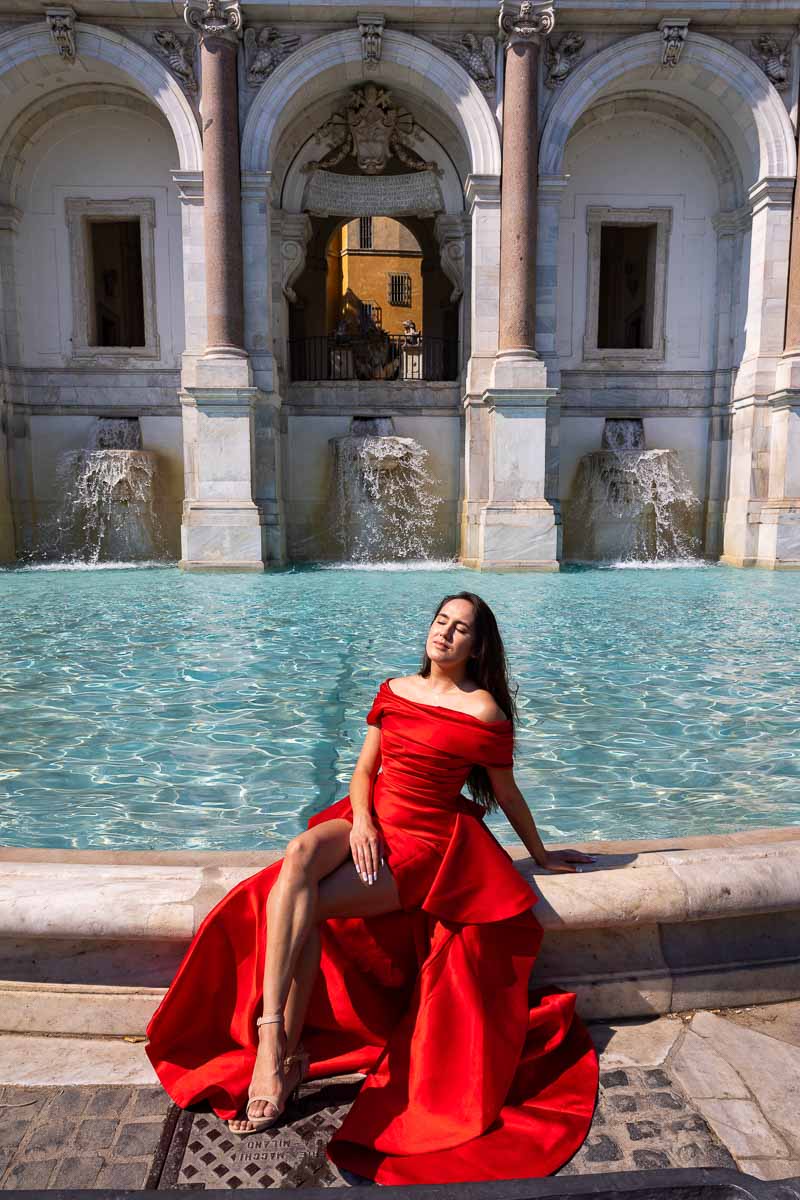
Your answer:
[283,383,462,562]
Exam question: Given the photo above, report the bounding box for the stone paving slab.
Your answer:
[0,1034,157,1085]
[156,1066,735,1189]
[2,1007,800,1190]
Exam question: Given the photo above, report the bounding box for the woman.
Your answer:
[146,591,599,1184]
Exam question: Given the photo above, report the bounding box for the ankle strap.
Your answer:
[256,1011,284,1027]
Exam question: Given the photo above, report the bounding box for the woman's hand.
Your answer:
[538,849,596,874]
[350,816,384,885]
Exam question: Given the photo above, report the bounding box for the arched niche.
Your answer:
[242,29,501,182]
[540,31,795,187]
[0,21,201,171]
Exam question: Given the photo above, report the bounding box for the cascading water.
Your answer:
[42,417,166,563]
[329,417,443,562]
[566,418,701,563]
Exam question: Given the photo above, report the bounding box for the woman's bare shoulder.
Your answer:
[385,674,420,699]
[390,676,507,722]
[470,689,509,723]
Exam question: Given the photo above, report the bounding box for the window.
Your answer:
[66,197,159,361]
[89,220,145,347]
[359,217,373,250]
[388,272,412,307]
[597,225,656,350]
[583,207,671,362]
[359,300,382,329]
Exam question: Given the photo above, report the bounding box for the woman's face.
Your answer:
[426,599,478,668]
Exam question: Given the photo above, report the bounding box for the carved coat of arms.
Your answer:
[305,85,438,176]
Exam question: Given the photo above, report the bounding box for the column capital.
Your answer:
[184,0,242,46]
[464,174,501,211]
[499,2,555,48]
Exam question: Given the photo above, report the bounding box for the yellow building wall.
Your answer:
[338,217,423,335]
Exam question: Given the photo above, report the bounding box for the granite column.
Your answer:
[473,2,560,571]
[496,2,553,370]
[179,0,267,571]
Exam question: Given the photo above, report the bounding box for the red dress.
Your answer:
[145,678,598,1185]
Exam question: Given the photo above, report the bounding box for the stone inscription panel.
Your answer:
[304,171,442,216]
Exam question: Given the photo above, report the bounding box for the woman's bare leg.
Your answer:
[283,857,404,1051]
[229,821,352,1133]
[283,925,320,1052]
[229,821,402,1133]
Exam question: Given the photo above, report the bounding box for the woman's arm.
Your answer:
[486,766,595,874]
[348,726,385,884]
[349,726,381,819]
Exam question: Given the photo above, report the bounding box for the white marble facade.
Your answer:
[0,2,798,568]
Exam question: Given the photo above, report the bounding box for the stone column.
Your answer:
[722,177,793,568]
[0,205,19,562]
[185,0,246,367]
[493,0,553,390]
[470,2,560,572]
[179,0,267,571]
[761,110,800,568]
[704,210,745,561]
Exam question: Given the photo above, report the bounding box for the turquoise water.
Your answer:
[1,560,798,850]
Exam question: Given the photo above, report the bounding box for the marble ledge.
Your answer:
[1,828,799,943]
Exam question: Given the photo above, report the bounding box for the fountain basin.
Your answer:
[1,828,799,1033]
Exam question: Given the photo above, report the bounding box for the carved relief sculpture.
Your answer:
[434,214,466,303]
[45,6,77,62]
[658,18,689,68]
[499,2,555,44]
[304,85,438,176]
[184,0,241,43]
[153,30,198,94]
[751,34,791,91]
[544,32,584,87]
[243,27,300,84]
[279,214,312,303]
[431,33,496,97]
[357,12,384,70]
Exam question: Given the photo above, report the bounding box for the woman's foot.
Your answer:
[228,1016,287,1135]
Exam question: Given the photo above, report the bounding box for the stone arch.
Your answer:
[0,21,202,171]
[279,121,466,217]
[241,29,502,184]
[0,84,172,207]
[540,31,796,187]
[568,91,746,210]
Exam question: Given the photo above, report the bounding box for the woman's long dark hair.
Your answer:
[418,591,518,813]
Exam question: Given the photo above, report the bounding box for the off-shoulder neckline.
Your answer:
[383,678,512,727]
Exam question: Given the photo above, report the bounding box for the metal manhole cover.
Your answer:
[167,1075,367,1189]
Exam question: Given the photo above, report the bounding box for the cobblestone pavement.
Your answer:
[0,1084,172,1190]
[559,1067,734,1177]
[0,1004,798,1189]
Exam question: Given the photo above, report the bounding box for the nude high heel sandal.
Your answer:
[229,1012,309,1137]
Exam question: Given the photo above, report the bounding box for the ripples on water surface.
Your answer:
[1,561,798,849]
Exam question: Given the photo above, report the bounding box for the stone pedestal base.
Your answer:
[194,351,252,391]
[462,500,560,571]
[179,385,270,572]
[490,349,549,392]
[462,381,561,570]
[180,500,267,571]
[773,351,800,394]
[755,501,800,568]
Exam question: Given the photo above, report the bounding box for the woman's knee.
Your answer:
[281,834,319,881]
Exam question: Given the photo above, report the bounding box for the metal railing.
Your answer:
[288,334,459,383]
